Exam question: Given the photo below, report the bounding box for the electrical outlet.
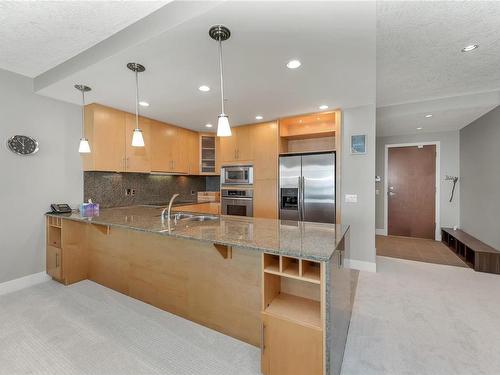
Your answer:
[345,194,358,203]
[191,190,196,195]
[131,189,136,196]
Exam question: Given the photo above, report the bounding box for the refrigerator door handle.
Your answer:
[301,176,306,219]
[298,176,302,221]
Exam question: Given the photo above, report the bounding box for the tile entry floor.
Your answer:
[376,235,467,267]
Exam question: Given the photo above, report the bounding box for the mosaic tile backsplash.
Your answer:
[84,172,219,208]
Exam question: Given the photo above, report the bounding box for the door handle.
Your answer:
[261,324,266,352]
[55,253,59,268]
[388,191,396,196]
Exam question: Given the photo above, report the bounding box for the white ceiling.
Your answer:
[377,91,500,137]
[0,1,168,77]
[33,1,376,131]
[377,1,500,136]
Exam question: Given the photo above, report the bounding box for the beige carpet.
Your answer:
[342,256,500,375]
[0,280,260,375]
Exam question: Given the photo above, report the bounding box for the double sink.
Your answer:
[168,213,219,222]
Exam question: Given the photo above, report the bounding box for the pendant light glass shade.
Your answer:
[209,25,232,137]
[127,62,146,147]
[131,128,145,147]
[75,84,91,153]
[217,114,231,137]
[78,138,91,153]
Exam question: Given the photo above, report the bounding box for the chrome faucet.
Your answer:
[161,193,180,226]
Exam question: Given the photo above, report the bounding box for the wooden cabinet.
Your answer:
[261,253,324,375]
[82,104,126,171]
[150,121,198,174]
[200,134,218,175]
[262,313,323,375]
[125,113,151,173]
[219,125,254,163]
[46,217,88,285]
[82,104,153,172]
[46,245,62,281]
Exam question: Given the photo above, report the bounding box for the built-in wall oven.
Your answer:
[221,188,253,217]
[221,165,254,185]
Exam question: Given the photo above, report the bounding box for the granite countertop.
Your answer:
[46,206,349,261]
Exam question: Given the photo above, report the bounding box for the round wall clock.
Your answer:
[7,135,39,156]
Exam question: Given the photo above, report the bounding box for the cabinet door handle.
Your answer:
[262,324,266,352]
[55,253,59,268]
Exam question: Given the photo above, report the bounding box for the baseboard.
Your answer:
[345,258,377,272]
[0,272,51,296]
[375,228,387,236]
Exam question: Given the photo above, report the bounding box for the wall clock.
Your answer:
[7,135,39,156]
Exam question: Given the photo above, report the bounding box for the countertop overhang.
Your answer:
[46,206,348,261]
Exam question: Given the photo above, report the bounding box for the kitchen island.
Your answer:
[45,206,356,375]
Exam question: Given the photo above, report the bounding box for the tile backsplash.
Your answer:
[84,172,216,208]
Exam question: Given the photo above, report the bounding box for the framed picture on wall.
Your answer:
[351,134,367,154]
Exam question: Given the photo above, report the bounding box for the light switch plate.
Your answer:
[345,194,358,203]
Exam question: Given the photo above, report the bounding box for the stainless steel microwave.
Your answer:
[220,165,254,185]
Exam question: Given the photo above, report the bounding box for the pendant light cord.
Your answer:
[81,89,85,136]
[218,36,225,115]
[135,67,140,130]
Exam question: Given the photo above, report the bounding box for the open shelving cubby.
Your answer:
[262,253,323,329]
[47,217,62,248]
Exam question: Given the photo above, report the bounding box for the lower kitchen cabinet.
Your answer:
[261,312,323,375]
[46,245,62,281]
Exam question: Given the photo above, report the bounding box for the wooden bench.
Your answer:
[441,228,500,274]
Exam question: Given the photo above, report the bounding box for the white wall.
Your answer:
[341,105,376,270]
[375,131,460,234]
[460,106,500,249]
[0,68,83,284]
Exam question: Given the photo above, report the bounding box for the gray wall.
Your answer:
[341,105,376,267]
[0,68,83,284]
[460,105,500,249]
[375,131,461,233]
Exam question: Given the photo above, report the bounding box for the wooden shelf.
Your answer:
[301,260,321,283]
[281,256,300,277]
[263,253,321,284]
[47,225,62,248]
[264,293,321,329]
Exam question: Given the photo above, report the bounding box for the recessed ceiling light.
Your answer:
[461,44,479,52]
[319,105,329,110]
[425,114,433,118]
[205,123,213,128]
[139,101,149,107]
[255,115,263,120]
[198,85,210,92]
[286,59,301,69]
[417,127,423,130]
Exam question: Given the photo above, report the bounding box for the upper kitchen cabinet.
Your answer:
[200,133,219,175]
[150,121,198,174]
[81,104,153,172]
[279,111,340,154]
[252,121,279,180]
[219,125,254,164]
[125,113,151,173]
[81,104,126,172]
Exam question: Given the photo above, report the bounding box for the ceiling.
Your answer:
[0,1,168,77]
[32,1,376,131]
[377,1,500,136]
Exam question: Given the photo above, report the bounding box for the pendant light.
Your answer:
[75,84,92,153]
[127,62,146,147]
[209,25,232,137]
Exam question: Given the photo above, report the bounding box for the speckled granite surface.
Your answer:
[84,172,208,208]
[46,206,348,261]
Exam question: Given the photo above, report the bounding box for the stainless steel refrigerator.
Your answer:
[279,152,335,223]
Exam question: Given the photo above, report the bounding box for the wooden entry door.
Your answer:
[388,145,436,239]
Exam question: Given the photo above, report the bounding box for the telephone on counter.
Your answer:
[50,203,72,214]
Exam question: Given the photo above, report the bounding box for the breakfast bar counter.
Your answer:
[45,206,357,375]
